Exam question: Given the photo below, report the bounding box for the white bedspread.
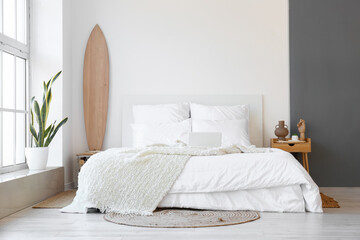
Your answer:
[166,148,322,212]
[63,147,322,214]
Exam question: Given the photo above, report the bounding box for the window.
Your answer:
[0,0,29,173]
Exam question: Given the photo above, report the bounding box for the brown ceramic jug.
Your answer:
[274,120,288,141]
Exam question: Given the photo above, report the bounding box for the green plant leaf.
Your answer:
[48,71,62,89]
[43,81,48,91]
[44,117,68,147]
[42,81,47,103]
[44,89,52,123]
[46,89,52,106]
[49,122,55,137]
[40,102,47,146]
[34,100,44,147]
[44,125,52,139]
[46,78,51,89]
[30,109,34,126]
[30,124,38,141]
[30,124,39,147]
[44,122,55,145]
[34,100,41,124]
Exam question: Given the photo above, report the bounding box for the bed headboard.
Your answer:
[122,95,263,147]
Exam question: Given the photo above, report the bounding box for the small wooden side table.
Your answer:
[76,151,101,169]
[270,138,311,173]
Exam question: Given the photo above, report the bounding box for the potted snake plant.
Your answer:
[25,71,68,170]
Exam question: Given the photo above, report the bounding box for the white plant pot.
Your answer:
[25,147,49,170]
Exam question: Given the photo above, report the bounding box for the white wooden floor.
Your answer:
[0,187,359,240]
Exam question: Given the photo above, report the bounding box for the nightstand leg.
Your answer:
[301,153,306,169]
[301,153,309,173]
[305,153,310,173]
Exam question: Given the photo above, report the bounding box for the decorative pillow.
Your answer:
[133,103,190,124]
[131,119,191,148]
[192,119,251,147]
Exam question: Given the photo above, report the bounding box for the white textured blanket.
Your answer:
[61,145,266,215]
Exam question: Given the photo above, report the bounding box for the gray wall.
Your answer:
[290,0,360,186]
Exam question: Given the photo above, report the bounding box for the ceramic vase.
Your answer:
[274,120,288,141]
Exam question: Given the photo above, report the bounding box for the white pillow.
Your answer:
[192,119,251,147]
[133,103,189,124]
[190,102,250,135]
[131,119,191,148]
[190,103,249,122]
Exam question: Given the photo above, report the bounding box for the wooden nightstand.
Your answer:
[76,151,101,169]
[270,138,311,173]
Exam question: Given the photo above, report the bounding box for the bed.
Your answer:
[62,95,322,214]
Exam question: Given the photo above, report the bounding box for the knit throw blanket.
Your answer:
[63,145,267,216]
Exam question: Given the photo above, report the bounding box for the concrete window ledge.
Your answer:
[0,167,64,219]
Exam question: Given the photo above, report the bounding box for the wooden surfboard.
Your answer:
[83,24,109,150]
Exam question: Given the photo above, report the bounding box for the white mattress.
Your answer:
[159,185,305,212]
[162,148,322,212]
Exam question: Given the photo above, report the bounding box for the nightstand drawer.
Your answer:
[271,138,311,153]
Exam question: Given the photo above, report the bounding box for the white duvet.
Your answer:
[162,148,322,212]
[64,147,322,213]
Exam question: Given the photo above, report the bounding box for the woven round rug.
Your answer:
[104,209,260,228]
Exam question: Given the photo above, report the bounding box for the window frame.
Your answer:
[0,0,30,174]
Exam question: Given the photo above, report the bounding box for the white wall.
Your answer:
[30,0,73,187]
[69,0,290,157]
[32,0,289,186]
